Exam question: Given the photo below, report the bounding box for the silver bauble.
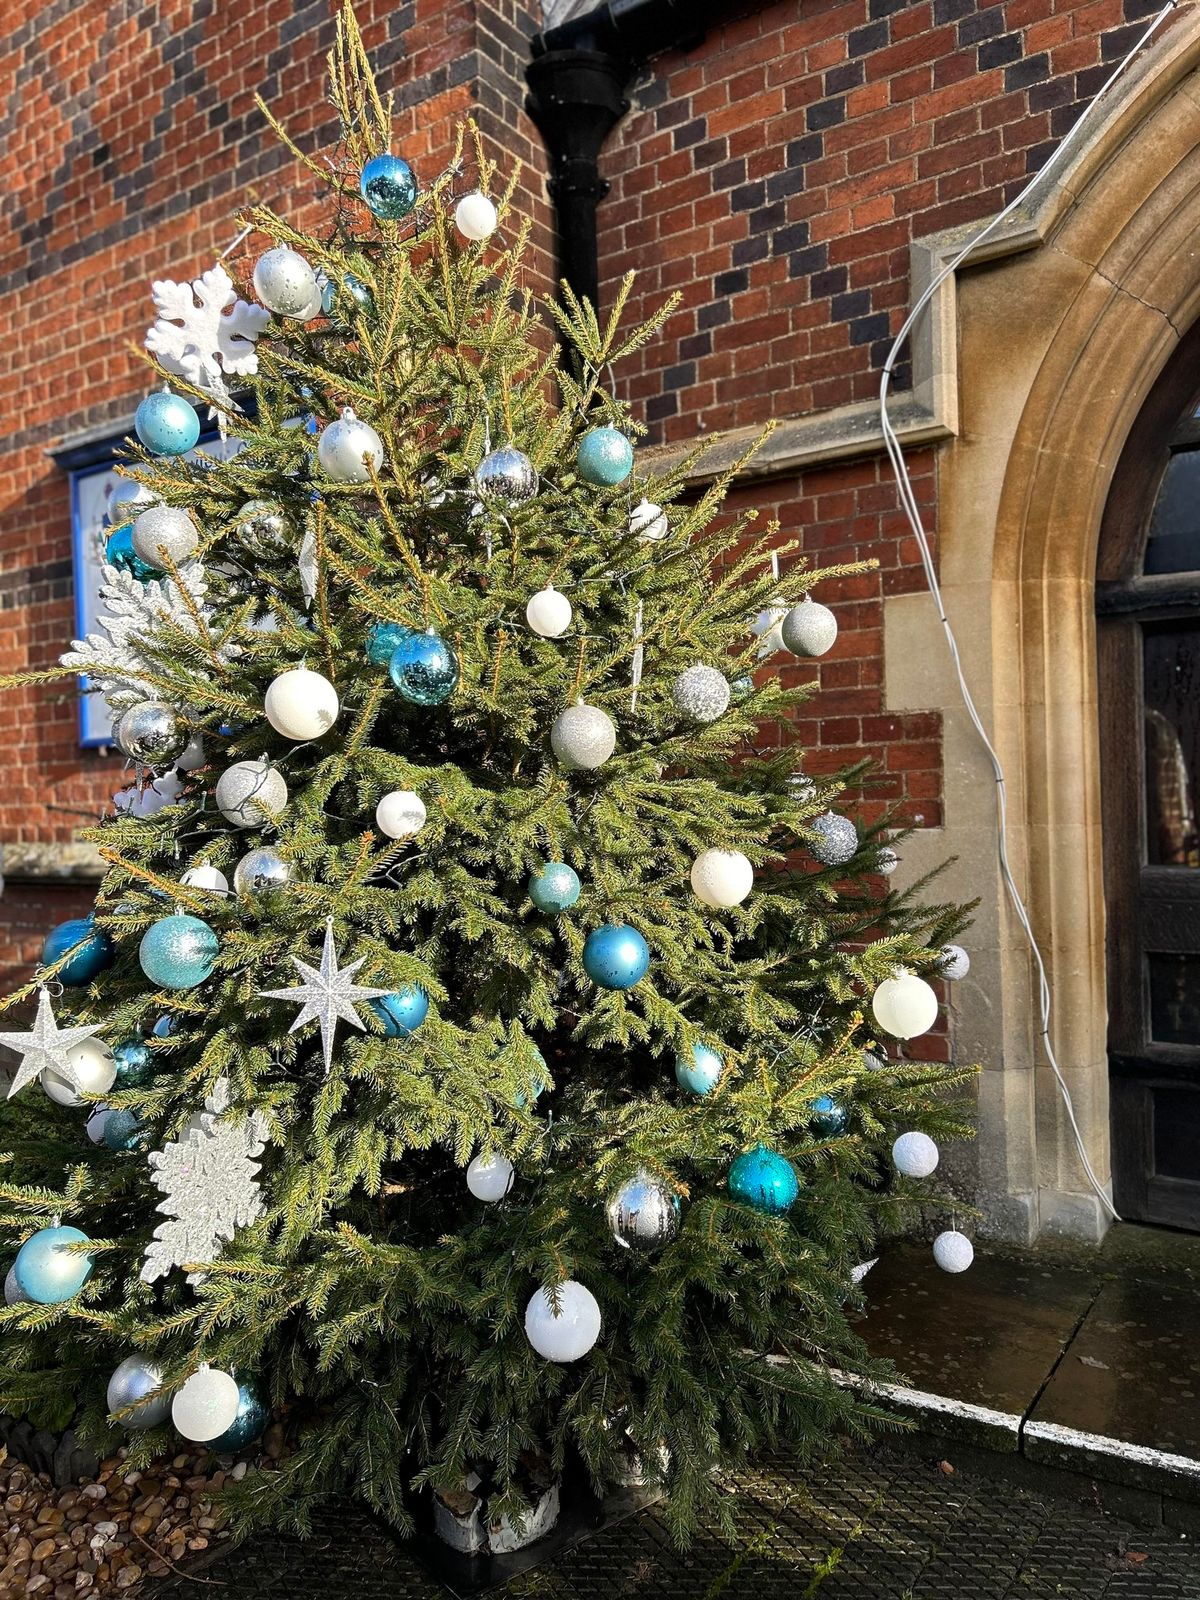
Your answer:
[781,597,838,658]
[809,811,858,866]
[876,846,900,876]
[317,407,385,483]
[131,504,198,568]
[550,702,616,770]
[115,701,189,768]
[107,1354,171,1430]
[233,846,294,898]
[474,445,538,506]
[606,1168,681,1251]
[215,758,289,828]
[5,1264,29,1306]
[236,499,289,547]
[672,664,730,724]
[252,246,319,318]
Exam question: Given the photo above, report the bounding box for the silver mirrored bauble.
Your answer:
[252,246,320,318]
[606,1168,681,1251]
[809,811,858,867]
[215,758,289,828]
[474,445,538,506]
[233,846,294,898]
[107,1353,171,1430]
[672,664,730,724]
[317,407,385,483]
[115,701,189,768]
[550,702,616,770]
[131,504,198,568]
[781,597,838,658]
[236,499,289,547]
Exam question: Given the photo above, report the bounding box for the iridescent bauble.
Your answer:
[781,597,838,658]
[872,970,939,1040]
[809,812,858,867]
[728,1145,799,1216]
[13,1225,94,1304]
[365,620,412,665]
[524,1281,601,1363]
[264,665,339,741]
[42,917,113,987]
[466,1152,514,1202]
[550,703,616,770]
[891,1130,939,1178]
[582,924,649,990]
[360,152,418,219]
[606,1169,681,1251]
[115,701,189,768]
[933,1230,974,1273]
[318,407,385,483]
[138,913,219,991]
[388,630,459,705]
[576,426,633,486]
[215,758,288,828]
[939,943,970,981]
[675,1041,722,1096]
[526,586,572,638]
[236,499,289,546]
[475,445,538,505]
[105,523,162,581]
[134,391,200,456]
[172,1366,241,1443]
[455,191,498,240]
[371,987,429,1037]
[208,1376,269,1452]
[131,504,199,568]
[103,1108,145,1151]
[233,846,294,899]
[107,1354,170,1431]
[252,246,319,317]
[43,1038,116,1106]
[375,790,427,840]
[672,665,730,724]
[341,273,374,312]
[113,1037,154,1088]
[809,1094,849,1137]
[512,1046,549,1110]
[630,498,668,542]
[528,861,581,914]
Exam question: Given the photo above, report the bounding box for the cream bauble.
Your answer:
[466,1152,514,1202]
[252,246,319,318]
[215,758,288,828]
[376,790,427,840]
[43,1038,117,1107]
[751,597,789,657]
[181,862,229,895]
[526,586,572,639]
[871,970,939,1040]
[524,1280,601,1363]
[933,1230,974,1273]
[891,1131,940,1178]
[317,407,385,483]
[171,1365,241,1443]
[264,666,340,741]
[455,192,498,241]
[690,848,754,908]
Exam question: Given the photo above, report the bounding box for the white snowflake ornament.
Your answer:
[145,264,270,413]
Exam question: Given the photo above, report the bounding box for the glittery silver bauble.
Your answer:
[131,504,199,569]
[606,1168,681,1251]
[236,499,289,547]
[671,665,730,724]
[317,407,385,483]
[474,446,538,506]
[550,702,616,770]
[107,1354,170,1430]
[809,811,858,866]
[233,846,294,898]
[215,758,289,828]
[252,246,320,318]
[115,701,189,768]
[781,597,838,658]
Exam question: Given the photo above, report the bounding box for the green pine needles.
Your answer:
[0,7,974,1548]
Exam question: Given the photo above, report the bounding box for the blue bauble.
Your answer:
[528,862,581,914]
[113,1038,154,1087]
[809,1094,849,1137]
[728,1145,799,1216]
[14,1225,94,1304]
[343,273,374,311]
[675,1041,723,1096]
[370,986,429,1037]
[360,153,418,219]
[513,1045,548,1109]
[366,620,412,665]
[731,675,755,702]
[577,427,633,487]
[139,914,219,991]
[134,392,200,456]
[42,918,114,987]
[152,1014,179,1039]
[103,1108,145,1151]
[582,924,650,990]
[105,523,163,581]
[208,1376,269,1452]
[389,630,459,705]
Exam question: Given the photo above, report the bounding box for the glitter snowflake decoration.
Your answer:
[141,1078,269,1285]
[145,264,270,412]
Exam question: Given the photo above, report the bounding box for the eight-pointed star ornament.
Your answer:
[0,988,106,1100]
[258,920,390,1074]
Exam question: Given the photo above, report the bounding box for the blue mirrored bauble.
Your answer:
[107,1354,170,1431]
[809,1094,849,1137]
[139,914,219,991]
[675,1041,723,1096]
[389,630,459,705]
[343,273,374,311]
[576,426,633,487]
[319,276,337,315]
[370,986,429,1037]
[14,1225,94,1304]
[528,861,581,914]
[113,1038,154,1087]
[134,392,200,456]
[582,924,650,990]
[105,523,163,581]
[152,1014,179,1039]
[366,620,412,665]
[728,1145,799,1216]
[42,917,113,987]
[103,1108,145,1151]
[360,153,418,219]
[209,1376,270,1452]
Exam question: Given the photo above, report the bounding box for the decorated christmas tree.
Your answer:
[0,10,973,1546]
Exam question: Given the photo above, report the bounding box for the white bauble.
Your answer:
[318,407,385,483]
[376,789,427,840]
[933,1230,974,1274]
[114,772,184,819]
[781,597,838,657]
[455,192,498,241]
[939,944,970,981]
[86,1108,112,1144]
[252,246,319,318]
[876,846,900,876]
[466,1152,514,1202]
[294,281,325,321]
[690,848,754,909]
[872,970,939,1040]
[751,597,789,657]
[629,498,668,542]
[215,758,288,828]
[171,1366,241,1442]
[524,1280,601,1363]
[109,479,159,519]
[131,504,199,568]
[43,1039,117,1107]
[525,586,572,639]
[550,703,616,770]
[891,1131,940,1178]
[5,1265,29,1306]
[181,862,229,895]
[264,666,340,741]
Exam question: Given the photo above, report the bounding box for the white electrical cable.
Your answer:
[880,0,1179,1224]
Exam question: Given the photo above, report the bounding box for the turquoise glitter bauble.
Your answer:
[809,1094,849,1137]
[209,1376,269,1452]
[139,914,219,991]
[371,986,428,1037]
[728,1145,799,1216]
[42,917,113,987]
[105,523,163,581]
[528,861,581,914]
[14,1225,93,1304]
[389,630,459,705]
[675,1041,723,1096]
[360,153,418,219]
[134,392,200,456]
[576,426,633,487]
[582,924,649,990]
[113,1038,154,1088]
[103,1108,145,1151]
[366,620,412,665]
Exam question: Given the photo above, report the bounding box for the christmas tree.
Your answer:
[0,9,973,1546]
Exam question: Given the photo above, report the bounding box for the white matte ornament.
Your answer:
[466,1152,514,1202]
[872,970,939,1040]
[892,1130,940,1178]
[524,1280,602,1363]
[171,1366,241,1442]
[43,1038,117,1107]
[933,1230,974,1273]
[318,408,385,483]
[252,247,319,318]
[939,943,970,981]
[376,790,427,840]
[264,666,340,741]
[526,587,572,639]
[181,863,229,895]
[455,192,498,241]
[781,597,838,657]
[215,758,288,828]
[629,498,668,542]
[550,703,616,770]
[131,504,199,568]
[690,848,754,908]
[145,263,269,407]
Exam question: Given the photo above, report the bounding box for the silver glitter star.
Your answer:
[0,988,106,1099]
[258,920,390,1074]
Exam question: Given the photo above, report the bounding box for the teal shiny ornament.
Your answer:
[366,620,412,665]
[105,523,163,581]
[728,1145,799,1216]
[389,629,459,705]
[576,426,633,487]
[139,914,219,991]
[42,917,113,987]
[513,1045,548,1109]
[582,924,649,990]
[360,153,418,219]
[208,1376,269,1452]
[134,391,200,456]
[675,1041,723,1096]
[370,986,428,1037]
[14,1225,94,1304]
[343,273,374,311]
[103,1108,145,1151]
[809,1094,849,1136]
[113,1038,154,1088]
[528,861,581,914]
[319,274,337,315]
